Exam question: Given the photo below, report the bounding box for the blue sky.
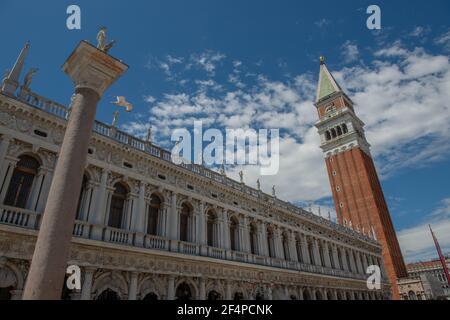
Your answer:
[1,0,450,262]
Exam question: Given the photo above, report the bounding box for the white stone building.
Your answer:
[0,43,391,300]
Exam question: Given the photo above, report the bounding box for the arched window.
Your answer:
[230,216,239,251]
[408,291,417,300]
[336,126,342,136]
[327,291,333,300]
[267,228,275,258]
[346,292,352,300]
[75,175,89,221]
[308,241,315,265]
[234,292,244,300]
[342,123,348,134]
[176,282,192,301]
[282,232,290,260]
[4,155,40,209]
[207,210,218,247]
[142,292,158,300]
[96,288,120,300]
[180,203,192,242]
[147,194,161,235]
[207,290,221,300]
[108,182,128,229]
[325,131,331,141]
[315,291,323,300]
[303,289,311,300]
[249,223,257,255]
[330,128,337,138]
[296,237,303,263]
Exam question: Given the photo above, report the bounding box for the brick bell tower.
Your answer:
[314,56,407,299]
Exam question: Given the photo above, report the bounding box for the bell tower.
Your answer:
[314,57,407,299]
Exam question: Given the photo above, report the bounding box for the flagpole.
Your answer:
[429,224,450,286]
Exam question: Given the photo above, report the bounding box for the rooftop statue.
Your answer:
[96,27,116,53]
[23,68,38,89]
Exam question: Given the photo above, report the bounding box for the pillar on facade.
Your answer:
[90,168,109,240]
[301,234,310,264]
[288,231,298,262]
[323,241,332,268]
[0,159,17,204]
[80,267,96,300]
[167,275,175,300]
[198,278,206,300]
[169,192,178,251]
[134,182,147,245]
[128,272,139,300]
[22,40,128,300]
[225,281,232,300]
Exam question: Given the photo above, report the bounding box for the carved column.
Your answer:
[199,278,206,300]
[169,192,178,251]
[90,168,109,240]
[132,181,146,246]
[80,267,96,300]
[301,234,310,264]
[288,231,298,262]
[23,41,128,300]
[167,275,175,300]
[128,272,139,300]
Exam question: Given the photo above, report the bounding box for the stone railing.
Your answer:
[0,205,39,229]
[144,234,169,251]
[0,209,376,282]
[13,88,378,246]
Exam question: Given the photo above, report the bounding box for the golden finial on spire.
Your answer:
[320,55,325,65]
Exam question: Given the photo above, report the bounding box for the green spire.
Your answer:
[316,57,342,103]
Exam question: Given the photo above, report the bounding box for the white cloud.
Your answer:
[435,28,450,52]
[341,40,359,64]
[129,42,450,262]
[398,197,450,262]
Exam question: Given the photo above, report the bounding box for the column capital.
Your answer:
[63,41,128,98]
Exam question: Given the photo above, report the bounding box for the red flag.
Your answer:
[429,224,450,286]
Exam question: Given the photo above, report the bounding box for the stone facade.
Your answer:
[0,48,391,300]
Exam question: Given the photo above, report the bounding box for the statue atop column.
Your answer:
[239,170,243,183]
[146,126,153,143]
[97,27,116,53]
[23,68,38,89]
[112,111,119,127]
[272,185,276,197]
[256,178,261,190]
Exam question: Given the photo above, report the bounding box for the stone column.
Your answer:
[169,192,178,241]
[221,209,230,250]
[301,234,310,264]
[260,222,268,256]
[167,275,175,300]
[199,278,206,300]
[323,241,332,268]
[132,181,146,246]
[313,238,321,266]
[128,272,139,300]
[332,245,340,269]
[23,41,128,300]
[89,168,108,240]
[80,267,96,300]
[288,231,298,262]
[0,135,13,198]
[225,281,232,300]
